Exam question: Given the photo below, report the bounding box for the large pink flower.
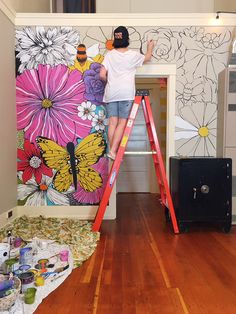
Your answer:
[18,140,53,184]
[73,157,108,204]
[17,64,91,145]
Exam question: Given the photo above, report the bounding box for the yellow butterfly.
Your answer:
[36,133,106,193]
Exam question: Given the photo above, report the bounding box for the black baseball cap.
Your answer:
[113,26,129,48]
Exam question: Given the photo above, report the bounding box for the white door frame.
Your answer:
[136,63,176,176]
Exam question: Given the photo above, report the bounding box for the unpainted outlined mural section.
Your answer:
[15,25,233,206]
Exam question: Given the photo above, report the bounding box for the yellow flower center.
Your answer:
[105,39,114,50]
[39,184,48,191]
[198,126,209,137]
[42,99,52,108]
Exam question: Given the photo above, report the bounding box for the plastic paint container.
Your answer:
[19,264,31,272]
[35,275,45,286]
[13,237,22,248]
[59,250,69,262]
[24,287,37,304]
[28,269,38,276]
[4,258,19,274]
[19,247,33,265]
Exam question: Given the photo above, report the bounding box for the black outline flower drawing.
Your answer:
[181,29,231,80]
[175,102,217,156]
[142,28,186,69]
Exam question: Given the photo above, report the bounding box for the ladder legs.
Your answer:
[92,90,179,234]
[142,96,179,234]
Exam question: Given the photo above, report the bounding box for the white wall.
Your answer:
[96,0,215,13]
[3,0,236,14]
[215,0,236,12]
[5,0,50,13]
[0,9,17,216]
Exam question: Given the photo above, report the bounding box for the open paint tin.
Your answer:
[18,271,34,292]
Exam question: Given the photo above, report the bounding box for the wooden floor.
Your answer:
[35,193,236,314]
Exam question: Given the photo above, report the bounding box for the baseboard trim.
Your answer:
[0,205,115,231]
[17,205,116,221]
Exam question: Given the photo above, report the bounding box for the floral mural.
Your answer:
[16,25,233,206]
[16,26,108,206]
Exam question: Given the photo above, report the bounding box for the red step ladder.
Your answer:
[92,89,179,234]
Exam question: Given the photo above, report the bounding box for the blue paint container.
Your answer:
[19,247,33,265]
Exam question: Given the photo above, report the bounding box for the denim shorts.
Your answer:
[106,100,133,119]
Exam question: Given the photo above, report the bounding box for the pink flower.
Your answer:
[18,140,53,184]
[17,64,91,146]
[73,157,108,204]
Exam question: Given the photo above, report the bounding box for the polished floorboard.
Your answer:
[35,193,236,314]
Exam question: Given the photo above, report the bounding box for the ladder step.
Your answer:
[124,151,157,155]
[136,89,149,96]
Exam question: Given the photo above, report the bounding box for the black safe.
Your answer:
[169,157,232,233]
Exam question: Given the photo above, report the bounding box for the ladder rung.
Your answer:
[124,151,157,155]
[136,89,149,96]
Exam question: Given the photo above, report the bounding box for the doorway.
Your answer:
[108,64,176,219]
[117,78,167,193]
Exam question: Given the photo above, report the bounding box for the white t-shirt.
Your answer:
[102,49,145,103]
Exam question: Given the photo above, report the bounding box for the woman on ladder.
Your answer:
[100,26,154,160]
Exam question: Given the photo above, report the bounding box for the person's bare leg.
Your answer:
[108,116,118,148]
[110,118,127,156]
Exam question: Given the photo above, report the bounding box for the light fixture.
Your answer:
[216,11,236,19]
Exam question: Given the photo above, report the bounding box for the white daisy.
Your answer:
[91,111,108,132]
[78,101,96,120]
[17,173,71,206]
[175,102,217,156]
[16,26,80,73]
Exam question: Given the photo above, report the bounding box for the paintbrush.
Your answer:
[50,273,66,282]
[42,264,69,278]
[54,264,69,273]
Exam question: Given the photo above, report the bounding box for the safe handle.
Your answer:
[193,185,210,199]
[193,187,197,199]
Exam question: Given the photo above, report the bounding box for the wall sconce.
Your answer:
[216,11,236,19]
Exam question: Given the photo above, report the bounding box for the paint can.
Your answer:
[3,258,19,274]
[19,264,31,272]
[18,271,35,293]
[19,247,33,265]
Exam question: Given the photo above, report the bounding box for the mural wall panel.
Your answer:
[15,25,233,206]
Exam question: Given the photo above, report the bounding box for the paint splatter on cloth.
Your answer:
[0,216,100,268]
